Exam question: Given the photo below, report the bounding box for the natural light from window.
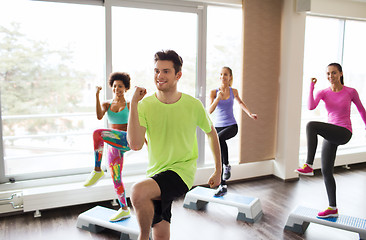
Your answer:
[0,0,243,181]
[205,5,242,166]
[0,0,104,176]
[300,16,366,161]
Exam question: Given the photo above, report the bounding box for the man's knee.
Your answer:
[130,182,145,207]
[130,179,160,207]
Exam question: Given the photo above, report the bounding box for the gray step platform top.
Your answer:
[290,206,366,230]
[77,206,139,234]
[186,186,257,207]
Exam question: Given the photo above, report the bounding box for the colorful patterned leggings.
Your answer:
[93,129,130,208]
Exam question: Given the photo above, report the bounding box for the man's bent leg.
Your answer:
[152,220,170,240]
[130,178,161,240]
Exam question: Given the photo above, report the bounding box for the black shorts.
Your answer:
[151,170,189,226]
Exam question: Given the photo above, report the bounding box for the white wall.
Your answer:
[274,0,366,180]
[310,0,366,19]
[275,0,306,180]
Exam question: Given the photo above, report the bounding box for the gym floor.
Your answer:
[1,162,365,240]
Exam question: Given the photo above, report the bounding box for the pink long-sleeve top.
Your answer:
[308,81,366,132]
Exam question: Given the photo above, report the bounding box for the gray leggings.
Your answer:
[306,121,352,207]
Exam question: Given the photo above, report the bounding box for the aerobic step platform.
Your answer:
[183,186,263,223]
[77,206,151,240]
[285,205,366,239]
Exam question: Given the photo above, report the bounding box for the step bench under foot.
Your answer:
[285,205,366,240]
[77,206,152,240]
[183,186,263,223]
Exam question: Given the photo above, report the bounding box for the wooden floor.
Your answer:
[1,163,365,240]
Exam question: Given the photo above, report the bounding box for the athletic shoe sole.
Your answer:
[294,170,314,176]
[110,214,131,222]
[317,213,338,218]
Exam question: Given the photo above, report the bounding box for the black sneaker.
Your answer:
[223,164,231,180]
[214,185,227,197]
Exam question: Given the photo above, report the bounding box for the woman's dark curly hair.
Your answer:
[108,72,131,90]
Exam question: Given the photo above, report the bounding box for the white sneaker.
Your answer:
[223,164,231,180]
[214,185,227,197]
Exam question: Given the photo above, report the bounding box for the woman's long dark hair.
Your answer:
[328,63,344,85]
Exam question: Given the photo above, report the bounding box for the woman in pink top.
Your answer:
[295,63,366,218]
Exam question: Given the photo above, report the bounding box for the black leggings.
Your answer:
[306,121,352,207]
[215,124,238,184]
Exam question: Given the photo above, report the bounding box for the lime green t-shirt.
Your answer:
[138,93,213,189]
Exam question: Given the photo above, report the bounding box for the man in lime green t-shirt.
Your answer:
[127,50,222,240]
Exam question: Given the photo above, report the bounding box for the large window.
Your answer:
[0,0,104,180]
[0,0,243,183]
[300,16,366,159]
[110,4,198,166]
[205,5,243,165]
[342,20,366,148]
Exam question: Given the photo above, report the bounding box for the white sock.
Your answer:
[328,206,337,210]
[306,163,313,168]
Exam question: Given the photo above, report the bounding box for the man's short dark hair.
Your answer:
[154,50,183,74]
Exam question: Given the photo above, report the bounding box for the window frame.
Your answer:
[0,0,243,184]
[299,14,366,164]
[0,0,107,183]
